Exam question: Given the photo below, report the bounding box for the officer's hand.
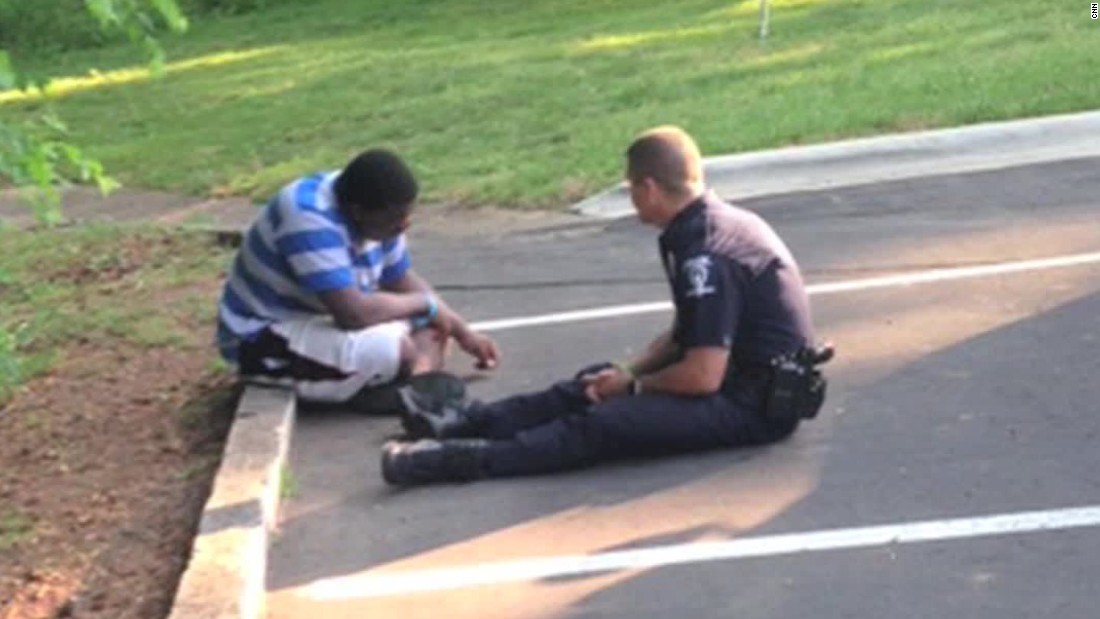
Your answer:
[456,330,500,370]
[582,368,632,403]
[573,361,615,382]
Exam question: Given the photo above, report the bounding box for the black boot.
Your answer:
[380,439,490,486]
[398,386,480,439]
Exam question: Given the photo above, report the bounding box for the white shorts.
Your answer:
[241,317,411,402]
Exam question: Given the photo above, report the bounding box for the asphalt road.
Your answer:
[265,157,1100,619]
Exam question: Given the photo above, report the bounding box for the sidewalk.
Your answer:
[573,109,1100,219]
[0,186,585,238]
[0,186,258,232]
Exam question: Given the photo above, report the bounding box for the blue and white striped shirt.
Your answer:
[216,172,411,362]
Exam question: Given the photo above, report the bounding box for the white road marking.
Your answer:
[472,301,673,332]
[470,251,1100,332]
[307,504,1100,599]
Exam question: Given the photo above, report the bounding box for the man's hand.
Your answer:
[455,330,500,370]
[582,367,633,403]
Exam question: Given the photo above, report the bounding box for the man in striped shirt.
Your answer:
[216,149,499,409]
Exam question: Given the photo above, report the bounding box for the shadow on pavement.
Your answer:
[554,290,1100,617]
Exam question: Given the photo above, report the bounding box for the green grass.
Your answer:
[4,0,1099,206]
[0,225,233,405]
[279,463,299,500]
[0,511,33,551]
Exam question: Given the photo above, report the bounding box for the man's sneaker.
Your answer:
[397,387,479,439]
[343,371,468,417]
[380,438,490,486]
[343,382,407,416]
[404,371,468,410]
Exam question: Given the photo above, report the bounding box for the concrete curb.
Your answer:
[573,109,1100,220]
[168,385,297,619]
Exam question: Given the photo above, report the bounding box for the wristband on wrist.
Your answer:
[629,378,643,396]
[411,293,439,329]
[614,361,636,378]
[425,293,439,320]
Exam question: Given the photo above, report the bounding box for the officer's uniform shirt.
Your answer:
[659,191,814,374]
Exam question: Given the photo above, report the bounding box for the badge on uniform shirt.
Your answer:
[683,255,716,298]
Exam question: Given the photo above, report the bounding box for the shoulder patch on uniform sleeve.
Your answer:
[683,255,716,298]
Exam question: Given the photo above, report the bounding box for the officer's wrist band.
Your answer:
[629,378,643,396]
[614,361,636,378]
[411,293,439,329]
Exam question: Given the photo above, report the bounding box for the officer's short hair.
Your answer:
[626,126,703,196]
[334,149,419,214]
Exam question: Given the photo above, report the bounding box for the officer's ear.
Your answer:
[646,177,675,208]
[633,176,659,201]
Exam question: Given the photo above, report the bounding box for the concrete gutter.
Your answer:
[168,385,296,619]
[572,109,1100,220]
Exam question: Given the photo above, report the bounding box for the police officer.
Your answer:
[381,126,822,485]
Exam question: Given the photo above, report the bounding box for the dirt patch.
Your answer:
[0,343,237,619]
[43,229,215,288]
[0,226,239,619]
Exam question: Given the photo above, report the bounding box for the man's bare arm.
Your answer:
[386,270,469,333]
[384,270,501,369]
[383,269,432,295]
[318,287,430,331]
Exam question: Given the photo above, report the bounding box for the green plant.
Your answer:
[0,113,119,226]
[83,0,190,73]
[0,0,188,224]
[0,0,270,55]
[181,0,271,16]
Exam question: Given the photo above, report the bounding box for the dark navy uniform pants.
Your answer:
[465,373,798,478]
